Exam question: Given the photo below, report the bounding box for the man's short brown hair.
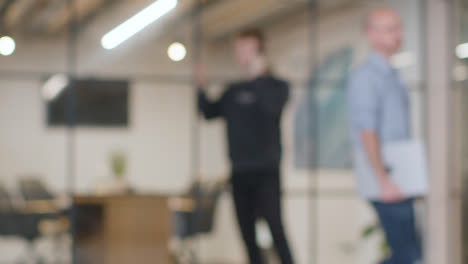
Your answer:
[235,28,265,53]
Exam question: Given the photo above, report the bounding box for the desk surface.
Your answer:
[74,194,168,203]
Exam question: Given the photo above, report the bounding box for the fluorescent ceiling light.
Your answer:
[101,0,177,50]
[0,36,16,56]
[456,43,468,59]
[42,74,69,101]
[391,51,415,69]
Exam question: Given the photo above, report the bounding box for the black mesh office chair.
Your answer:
[168,177,228,264]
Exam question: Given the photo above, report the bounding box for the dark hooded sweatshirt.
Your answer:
[198,75,289,172]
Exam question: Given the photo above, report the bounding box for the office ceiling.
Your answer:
[0,0,120,35]
[0,0,357,38]
[199,0,359,39]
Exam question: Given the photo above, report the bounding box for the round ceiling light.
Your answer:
[167,42,186,62]
[0,36,16,56]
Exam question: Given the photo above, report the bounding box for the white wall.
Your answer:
[0,80,66,192]
[73,81,194,194]
[0,80,194,195]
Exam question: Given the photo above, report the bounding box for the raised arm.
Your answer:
[198,90,225,120]
[196,63,225,120]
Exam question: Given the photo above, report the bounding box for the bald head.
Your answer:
[364,8,402,58]
[365,8,400,30]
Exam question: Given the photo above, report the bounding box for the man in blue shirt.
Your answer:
[348,8,421,264]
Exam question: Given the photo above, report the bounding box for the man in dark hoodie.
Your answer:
[197,29,294,264]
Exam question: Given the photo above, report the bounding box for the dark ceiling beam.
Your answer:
[157,0,228,40]
[0,0,15,32]
[45,0,119,36]
[74,0,119,35]
[29,0,69,34]
[4,0,44,34]
[0,0,14,15]
[41,0,113,36]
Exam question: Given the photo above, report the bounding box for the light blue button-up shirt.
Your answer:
[347,52,410,199]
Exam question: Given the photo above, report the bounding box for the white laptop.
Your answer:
[381,140,429,197]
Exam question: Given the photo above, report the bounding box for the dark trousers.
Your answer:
[232,167,294,264]
[371,199,422,264]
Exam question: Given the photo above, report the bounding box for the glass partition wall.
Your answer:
[0,0,428,264]
[196,0,427,263]
[0,0,71,262]
[454,0,468,263]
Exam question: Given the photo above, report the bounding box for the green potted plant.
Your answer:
[109,151,130,194]
[362,222,390,260]
[111,152,126,179]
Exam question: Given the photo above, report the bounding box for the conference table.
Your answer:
[73,195,171,264]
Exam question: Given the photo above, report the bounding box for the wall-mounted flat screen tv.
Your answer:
[47,79,129,127]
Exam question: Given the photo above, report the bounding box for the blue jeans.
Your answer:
[371,199,421,264]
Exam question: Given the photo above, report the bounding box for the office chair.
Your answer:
[168,177,228,264]
[0,178,70,263]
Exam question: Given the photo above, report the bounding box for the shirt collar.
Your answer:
[367,51,394,74]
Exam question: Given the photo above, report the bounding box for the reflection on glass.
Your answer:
[455,0,468,262]
[0,0,429,263]
[294,46,353,169]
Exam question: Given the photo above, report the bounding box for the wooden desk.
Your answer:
[74,195,171,264]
